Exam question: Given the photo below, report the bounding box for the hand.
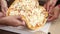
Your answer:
[48,6,60,21]
[1,0,8,15]
[44,0,57,12]
[0,12,4,18]
[0,16,25,26]
[0,0,26,26]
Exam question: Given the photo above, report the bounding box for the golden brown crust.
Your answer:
[6,0,48,30]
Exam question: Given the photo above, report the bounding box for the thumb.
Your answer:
[13,15,24,21]
[12,16,26,26]
[12,20,25,26]
[6,19,25,26]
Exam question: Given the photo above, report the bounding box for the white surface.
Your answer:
[0,22,51,34]
[40,22,51,33]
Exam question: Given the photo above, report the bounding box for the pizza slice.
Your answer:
[6,0,48,30]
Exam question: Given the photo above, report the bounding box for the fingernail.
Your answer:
[22,21,25,26]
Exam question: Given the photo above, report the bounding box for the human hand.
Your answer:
[44,0,57,12]
[0,16,25,26]
[0,12,4,18]
[48,6,60,21]
[1,0,8,15]
[0,0,26,27]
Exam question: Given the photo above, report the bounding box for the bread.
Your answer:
[6,0,48,30]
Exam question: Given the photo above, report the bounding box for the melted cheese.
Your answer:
[9,7,45,27]
[19,8,45,26]
[9,10,19,16]
[7,0,47,28]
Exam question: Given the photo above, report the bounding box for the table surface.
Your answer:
[49,15,60,34]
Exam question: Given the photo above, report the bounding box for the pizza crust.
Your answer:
[6,0,48,30]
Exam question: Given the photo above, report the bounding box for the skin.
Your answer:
[0,12,4,18]
[47,6,60,21]
[1,0,8,15]
[44,0,57,12]
[0,0,25,26]
[0,15,25,26]
[44,0,60,21]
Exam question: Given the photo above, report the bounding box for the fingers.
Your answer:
[48,6,53,12]
[44,0,57,12]
[48,13,59,21]
[44,3,47,9]
[21,21,26,26]
[12,15,22,20]
[1,4,8,15]
[1,0,8,15]
[52,0,57,7]
[0,16,25,26]
[46,3,50,11]
[14,16,26,26]
[2,7,8,14]
[44,0,52,11]
[48,15,57,21]
[49,0,57,11]
[0,12,4,18]
[8,19,25,26]
[48,6,60,21]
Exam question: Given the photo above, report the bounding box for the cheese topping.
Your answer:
[9,10,19,16]
[19,8,45,26]
[7,0,48,28]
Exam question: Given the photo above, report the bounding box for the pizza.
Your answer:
[6,0,48,30]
